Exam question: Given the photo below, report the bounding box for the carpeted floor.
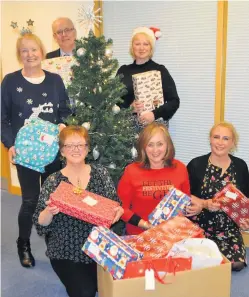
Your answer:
[1,189,249,297]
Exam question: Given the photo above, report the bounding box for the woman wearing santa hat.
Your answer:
[117,27,180,131]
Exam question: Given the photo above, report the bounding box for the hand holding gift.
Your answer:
[212,183,249,228]
[38,200,60,226]
[8,146,16,164]
[186,195,203,216]
[112,206,124,224]
[206,199,221,212]
[138,111,155,125]
[131,100,144,114]
[45,200,60,215]
[240,218,249,231]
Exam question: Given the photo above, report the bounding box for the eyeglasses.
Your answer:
[63,143,88,151]
[54,28,75,36]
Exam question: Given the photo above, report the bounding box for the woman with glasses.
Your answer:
[46,17,76,59]
[186,121,249,271]
[1,33,71,268]
[117,122,190,235]
[33,125,124,297]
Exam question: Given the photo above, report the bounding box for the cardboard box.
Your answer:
[242,231,249,247]
[97,256,231,297]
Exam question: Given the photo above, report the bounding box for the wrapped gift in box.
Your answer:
[50,181,120,228]
[148,188,191,226]
[123,256,192,280]
[124,216,205,259]
[212,183,249,228]
[132,70,164,113]
[14,117,59,173]
[82,226,143,279]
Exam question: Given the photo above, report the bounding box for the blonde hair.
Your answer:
[59,126,90,150]
[209,121,239,152]
[136,122,175,168]
[16,33,46,63]
[129,32,154,60]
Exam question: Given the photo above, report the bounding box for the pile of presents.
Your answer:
[50,181,249,295]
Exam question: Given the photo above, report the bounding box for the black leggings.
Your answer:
[50,259,97,297]
[16,158,61,240]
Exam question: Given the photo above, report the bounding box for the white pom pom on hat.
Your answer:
[132,26,162,47]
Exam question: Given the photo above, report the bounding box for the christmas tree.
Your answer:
[66,30,137,185]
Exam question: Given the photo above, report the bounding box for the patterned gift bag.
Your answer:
[213,183,249,228]
[14,118,59,173]
[82,226,143,279]
[148,188,191,226]
[124,216,205,259]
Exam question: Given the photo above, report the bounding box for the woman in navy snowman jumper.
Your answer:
[1,32,71,268]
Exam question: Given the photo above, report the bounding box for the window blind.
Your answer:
[225,2,249,167]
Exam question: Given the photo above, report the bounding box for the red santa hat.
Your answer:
[132,26,162,47]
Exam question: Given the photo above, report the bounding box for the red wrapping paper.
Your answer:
[50,181,120,228]
[123,256,192,279]
[124,216,205,259]
[213,183,249,228]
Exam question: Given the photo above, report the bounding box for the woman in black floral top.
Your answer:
[33,126,124,297]
[186,121,249,271]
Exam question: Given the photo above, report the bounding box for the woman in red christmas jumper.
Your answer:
[117,122,190,235]
[116,27,180,131]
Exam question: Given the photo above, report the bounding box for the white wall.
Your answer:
[1,0,93,187]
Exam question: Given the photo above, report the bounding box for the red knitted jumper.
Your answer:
[117,160,190,235]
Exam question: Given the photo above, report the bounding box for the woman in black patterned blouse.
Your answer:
[186,121,249,271]
[33,126,124,297]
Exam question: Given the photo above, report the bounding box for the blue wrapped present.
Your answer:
[82,226,143,279]
[148,188,191,226]
[14,118,59,173]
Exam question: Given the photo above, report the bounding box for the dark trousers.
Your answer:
[50,259,97,297]
[16,158,61,240]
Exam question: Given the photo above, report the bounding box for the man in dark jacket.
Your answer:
[46,17,76,59]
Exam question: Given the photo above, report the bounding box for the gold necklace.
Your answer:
[73,177,83,195]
